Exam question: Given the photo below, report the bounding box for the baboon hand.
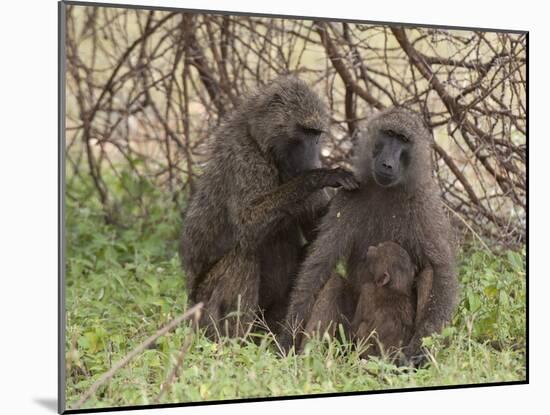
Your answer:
[320,168,360,190]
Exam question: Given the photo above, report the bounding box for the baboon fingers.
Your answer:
[322,167,360,190]
[342,176,360,190]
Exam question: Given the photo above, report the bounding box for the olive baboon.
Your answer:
[281,107,458,365]
[351,241,432,359]
[180,76,359,337]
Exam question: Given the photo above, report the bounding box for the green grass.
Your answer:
[64,175,526,410]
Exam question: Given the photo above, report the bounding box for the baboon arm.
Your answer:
[415,266,434,327]
[299,189,331,243]
[232,166,332,252]
[281,210,354,350]
[304,275,347,334]
[407,240,458,357]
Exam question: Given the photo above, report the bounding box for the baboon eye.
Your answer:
[384,129,409,143]
[299,125,323,137]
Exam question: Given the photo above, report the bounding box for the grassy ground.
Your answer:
[64,178,526,410]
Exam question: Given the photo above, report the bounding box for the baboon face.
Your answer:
[366,242,415,295]
[355,108,431,189]
[371,129,412,187]
[248,76,328,182]
[271,122,324,180]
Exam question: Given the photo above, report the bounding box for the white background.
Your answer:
[0,0,543,413]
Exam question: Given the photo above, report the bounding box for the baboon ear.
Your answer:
[375,271,391,287]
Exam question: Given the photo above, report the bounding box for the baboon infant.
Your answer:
[302,241,433,358]
[351,241,432,359]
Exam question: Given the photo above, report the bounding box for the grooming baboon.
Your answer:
[180,75,359,337]
[282,107,458,365]
[351,241,432,359]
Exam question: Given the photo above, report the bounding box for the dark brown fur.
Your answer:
[179,76,358,337]
[282,108,458,364]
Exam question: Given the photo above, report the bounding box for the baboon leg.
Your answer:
[197,249,261,339]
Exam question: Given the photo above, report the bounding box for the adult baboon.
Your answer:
[282,107,458,364]
[180,76,359,337]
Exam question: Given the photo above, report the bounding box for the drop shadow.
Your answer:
[34,398,58,412]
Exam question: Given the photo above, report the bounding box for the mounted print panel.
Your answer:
[59,1,527,413]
